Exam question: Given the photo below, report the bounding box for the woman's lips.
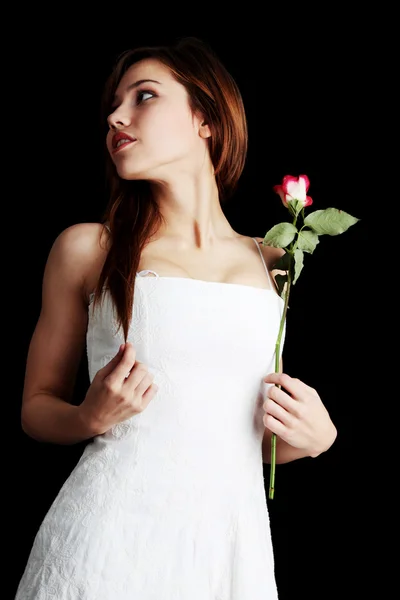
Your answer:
[112,139,136,154]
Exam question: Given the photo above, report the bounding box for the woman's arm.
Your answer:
[255,238,337,463]
[21,223,107,445]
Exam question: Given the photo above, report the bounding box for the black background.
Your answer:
[8,9,371,599]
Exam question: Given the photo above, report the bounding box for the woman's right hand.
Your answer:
[79,343,158,435]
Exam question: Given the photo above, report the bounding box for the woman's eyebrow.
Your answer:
[127,78,162,90]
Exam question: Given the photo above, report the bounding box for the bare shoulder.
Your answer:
[253,237,285,273]
[46,222,110,303]
[51,222,109,257]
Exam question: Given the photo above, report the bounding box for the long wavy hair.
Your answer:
[92,36,248,341]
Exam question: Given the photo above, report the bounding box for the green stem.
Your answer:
[268,247,294,500]
[268,270,291,499]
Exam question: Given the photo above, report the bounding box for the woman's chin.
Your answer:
[115,166,144,181]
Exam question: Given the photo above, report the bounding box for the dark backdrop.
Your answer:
[8,15,370,600]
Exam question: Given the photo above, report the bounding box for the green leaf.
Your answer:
[263,222,298,248]
[304,208,360,236]
[297,229,319,253]
[293,248,304,284]
[272,251,292,271]
[288,198,305,218]
[275,273,287,298]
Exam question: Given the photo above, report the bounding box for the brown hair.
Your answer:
[92,36,248,340]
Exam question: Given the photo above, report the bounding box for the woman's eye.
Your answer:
[136,90,154,104]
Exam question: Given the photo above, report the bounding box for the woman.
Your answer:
[16,36,336,599]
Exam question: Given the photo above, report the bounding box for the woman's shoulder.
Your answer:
[252,236,285,272]
[48,222,111,266]
[52,222,110,254]
[46,222,111,303]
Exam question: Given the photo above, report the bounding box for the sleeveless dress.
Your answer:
[16,237,285,600]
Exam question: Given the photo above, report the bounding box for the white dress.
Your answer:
[16,238,285,600]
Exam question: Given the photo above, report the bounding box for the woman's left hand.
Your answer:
[263,372,337,457]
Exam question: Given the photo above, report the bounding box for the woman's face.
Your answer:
[106,58,208,181]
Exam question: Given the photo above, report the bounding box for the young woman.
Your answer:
[16,36,336,599]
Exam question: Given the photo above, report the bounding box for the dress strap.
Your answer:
[137,270,160,278]
[251,237,274,290]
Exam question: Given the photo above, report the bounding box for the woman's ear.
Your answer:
[199,120,211,139]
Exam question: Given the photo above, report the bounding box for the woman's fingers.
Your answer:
[97,344,126,379]
[263,397,292,425]
[265,384,299,414]
[106,343,137,385]
[133,371,155,397]
[263,372,317,400]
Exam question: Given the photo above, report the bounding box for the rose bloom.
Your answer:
[273,175,313,208]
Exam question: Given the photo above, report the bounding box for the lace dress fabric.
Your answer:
[16,239,285,599]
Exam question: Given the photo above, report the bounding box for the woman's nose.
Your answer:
[107,107,132,130]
